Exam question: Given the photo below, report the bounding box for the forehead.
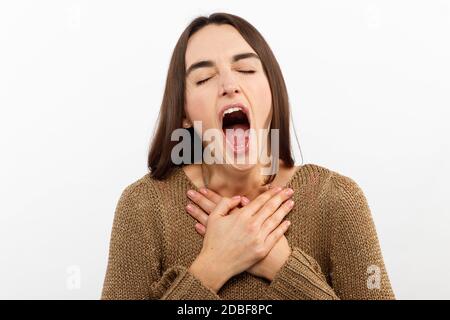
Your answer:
[185,24,256,66]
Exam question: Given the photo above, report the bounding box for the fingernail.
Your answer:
[187,190,197,197]
[285,188,294,196]
[287,221,291,226]
[186,204,193,211]
[232,195,241,200]
[199,187,208,195]
[287,199,294,207]
[242,196,250,204]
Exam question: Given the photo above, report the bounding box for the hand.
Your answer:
[187,187,293,292]
[186,186,294,281]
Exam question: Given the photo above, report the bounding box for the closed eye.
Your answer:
[195,70,256,86]
[196,77,212,86]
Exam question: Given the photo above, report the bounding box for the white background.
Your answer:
[1,0,449,299]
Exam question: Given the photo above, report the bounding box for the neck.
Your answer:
[202,163,270,200]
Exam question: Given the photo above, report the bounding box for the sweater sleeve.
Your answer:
[261,245,339,299]
[327,173,395,299]
[101,181,220,300]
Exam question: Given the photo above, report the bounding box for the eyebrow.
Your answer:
[185,52,260,77]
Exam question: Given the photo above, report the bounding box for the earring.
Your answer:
[183,120,192,128]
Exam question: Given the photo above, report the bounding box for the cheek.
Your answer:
[246,76,272,126]
[185,89,216,128]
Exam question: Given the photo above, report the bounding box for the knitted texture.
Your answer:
[101,163,395,300]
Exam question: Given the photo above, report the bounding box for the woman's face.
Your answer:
[184,24,272,165]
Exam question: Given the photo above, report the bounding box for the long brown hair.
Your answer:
[148,12,295,184]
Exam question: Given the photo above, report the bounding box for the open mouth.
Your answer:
[220,105,251,154]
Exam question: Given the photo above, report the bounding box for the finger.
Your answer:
[199,187,246,213]
[186,203,209,226]
[241,196,250,206]
[264,220,291,249]
[210,196,242,218]
[198,187,222,205]
[194,223,206,236]
[260,199,294,236]
[187,189,216,214]
[254,188,294,225]
[240,186,284,218]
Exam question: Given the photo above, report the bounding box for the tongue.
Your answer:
[223,123,250,150]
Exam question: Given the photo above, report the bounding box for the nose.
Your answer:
[219,73,240,97]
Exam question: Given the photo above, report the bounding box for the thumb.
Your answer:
[210,196,241,218]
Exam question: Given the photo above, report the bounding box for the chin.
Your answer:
[227,161,256,171]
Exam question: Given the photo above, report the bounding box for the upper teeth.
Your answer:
[223,106,242,116]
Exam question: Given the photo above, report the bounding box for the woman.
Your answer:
[101,12,395,300]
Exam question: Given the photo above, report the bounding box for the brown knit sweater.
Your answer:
[101,163,395,300]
